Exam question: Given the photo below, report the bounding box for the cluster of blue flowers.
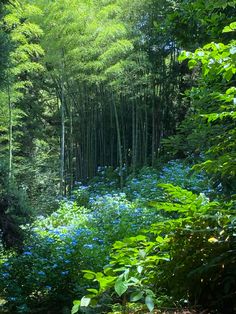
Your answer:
[0,160,212,311]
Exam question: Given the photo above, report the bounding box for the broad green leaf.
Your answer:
[137,265,143,274]
[115,278,128,296]
[86,288,98,294]
[226,87,236,95]
[223,68,233,81]
[130,291,144,302]
[83,270,95,280]
[145,295,155,312]
[178,50,192,62]
[103,266,113,275]
[71,300,80,314]
[129,277,140,284]
[223,22,236,33]
[113,241,125,249]
[188,59,198,69]
[80,296,91,307]
[84,273,95,280]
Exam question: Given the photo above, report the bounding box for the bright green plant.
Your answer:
[72,233,169,313]
[174,22,236,195]
[0,0,44,179]
[72,183,236,313]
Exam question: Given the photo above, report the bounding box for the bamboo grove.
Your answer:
[0,0,235,202]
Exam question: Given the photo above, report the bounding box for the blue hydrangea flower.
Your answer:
[3,262,10,268]
[83,244,93,249]
[71,240,78,246]
[2,272,10,278]
[8,297,16,301]
[45,285,52,290]
[23,251,32,256]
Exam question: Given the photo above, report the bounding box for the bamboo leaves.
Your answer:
[0,1,44,180]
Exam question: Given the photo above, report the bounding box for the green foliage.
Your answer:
[0,161,31,249]
[167,0,235,49]
[72,232,161,313]
[124,161,212,201]
[0,0,44,184]
[0,161,210,313]
[0,2,236,314]
[0,204,92,313]
[165,22,236,196]
[222,21,236,33]
[73,183,236,313]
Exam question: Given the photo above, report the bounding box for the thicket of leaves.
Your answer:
[73,185,236,313]
[164,22,236,196]
[0,161,31,249]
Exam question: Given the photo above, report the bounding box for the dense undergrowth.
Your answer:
[0,160,235,313]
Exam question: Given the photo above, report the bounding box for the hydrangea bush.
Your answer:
[124,160,212,201]
[0,160,212,313]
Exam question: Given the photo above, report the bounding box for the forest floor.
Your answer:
[111,307,210,314]
[135,311,209,314]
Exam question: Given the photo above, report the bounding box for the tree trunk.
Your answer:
[7,73,13,182]
[59,89,65,196]
[112,93,123,188]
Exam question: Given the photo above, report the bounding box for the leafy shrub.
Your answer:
[0,223,91,312]
[124,161,212,202]
[0,161,32,249]
[87,192,155,245]
[87,166,121,194]
[0,170,155,313]
[72,183,90,207]
[73,184,236,313]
